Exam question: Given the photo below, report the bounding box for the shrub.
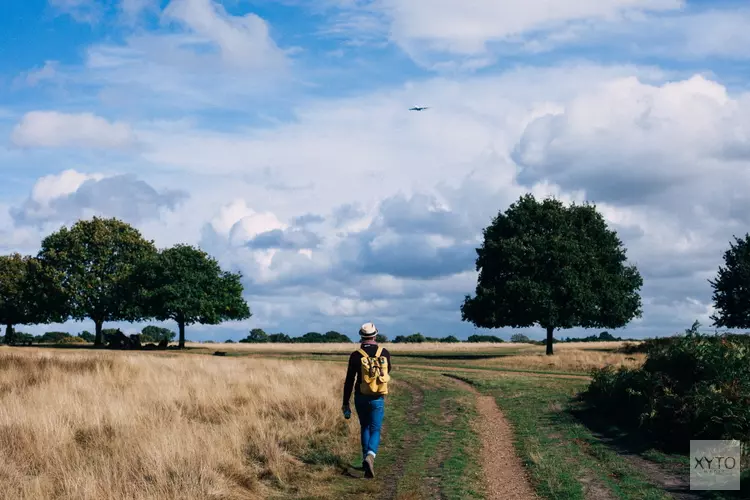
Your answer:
[393,333,425,343]
[467,334,504,343]
[583,330,750,451]
[37,331,73,344]
[57,336,85,344]
[77,331,95,343]
[439,335,461,343]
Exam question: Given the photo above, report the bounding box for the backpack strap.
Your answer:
[375,346,384,357]
[357,348,369,358]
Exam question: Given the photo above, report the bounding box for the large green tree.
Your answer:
[710,234,750,328]
[135,244,251,348]
[461,194,643,355]
[37,217,157,346]
[0,254,64,344]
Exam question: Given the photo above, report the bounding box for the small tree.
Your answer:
[461,194,643,355]
[268,333,291,343]
[141,325,176,343]
[324,331,352,342]
[440,335,460,343]
[510,333,531,343]
[710,235,750,329]
[135,244,251,348]
[240,328,269,343]
[77,331,95,343]
[296,332,325,343]
[375,333,388,343]
[37,217,157,346]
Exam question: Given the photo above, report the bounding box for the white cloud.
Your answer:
[49,0,100,23]
[162,0,288,71]
[11,111,136,149]
[513,74,749,204]
[9,169,187,230]
[120,0,158,20]
[61,0,293,112]
[30,169,104,206]
[324,0,683,68]
[14,61,59,88]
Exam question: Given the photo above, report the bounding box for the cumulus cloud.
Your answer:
[513,74,750,205]
[11,111,136,149]
[10,169,188,228]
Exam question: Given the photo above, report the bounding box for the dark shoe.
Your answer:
[363,454,375,478]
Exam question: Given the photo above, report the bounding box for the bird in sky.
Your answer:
[409,106,429,111]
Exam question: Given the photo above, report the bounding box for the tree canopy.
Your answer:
[37,217,157,346]
[461,194,643,355]
[135,244,251,348]
[710,234,750,329]
[0,253,64,344]
[0,254,38,344]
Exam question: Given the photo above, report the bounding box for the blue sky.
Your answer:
[2,0,750,341]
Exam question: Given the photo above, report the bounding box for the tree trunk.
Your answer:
[178,319,186,349]
[5,324,14,345]
[546,326,554,356]
[94,320,104,347]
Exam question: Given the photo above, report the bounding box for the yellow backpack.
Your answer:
[358,346,390,395]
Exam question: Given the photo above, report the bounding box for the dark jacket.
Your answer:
[343,343,392,406]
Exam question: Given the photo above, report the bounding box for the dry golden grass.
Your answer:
[549,341,637,351]
[478,348,646,373]
[0,346,356,500]
[188,341,535,354]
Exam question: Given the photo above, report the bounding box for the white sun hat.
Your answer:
[359,322,378,339]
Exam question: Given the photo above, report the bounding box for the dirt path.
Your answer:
[444,374,539,500]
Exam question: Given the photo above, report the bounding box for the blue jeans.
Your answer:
[354,394,385,459]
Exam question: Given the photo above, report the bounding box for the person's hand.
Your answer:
[342,405,351,419]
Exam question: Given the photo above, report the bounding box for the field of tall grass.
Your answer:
[187,341,536,354]
[0,347,355,500]
[474,348,645,372]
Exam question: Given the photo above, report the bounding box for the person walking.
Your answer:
[342,322,392,479]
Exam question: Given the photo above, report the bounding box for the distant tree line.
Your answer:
[217,328,634,344]
[0,217,250,349]
[0,325,177,346]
